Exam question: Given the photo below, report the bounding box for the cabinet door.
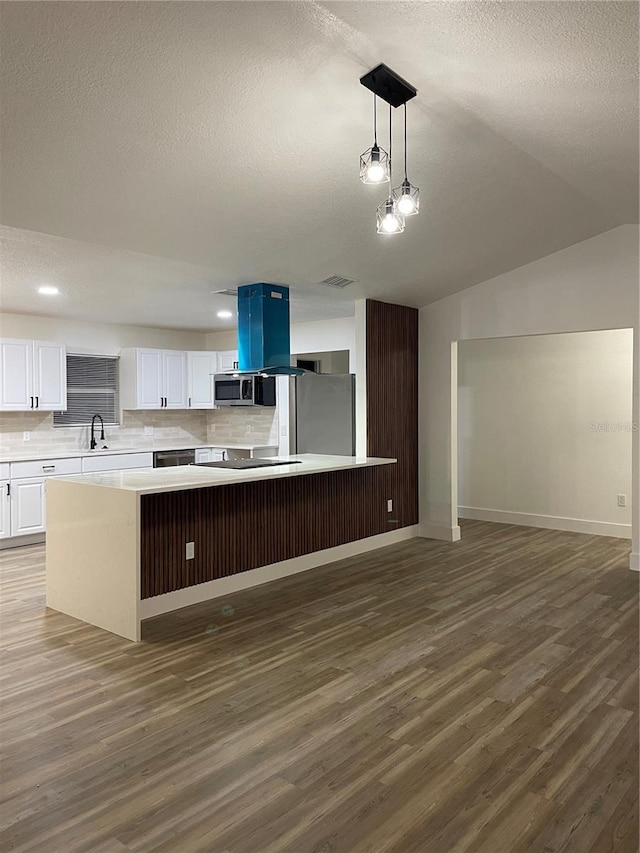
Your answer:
[162,351,188,408]
[0,483,10,539]
[33,341,67,410]
[188,352,217,408]
[136,349,163,409]
[10,477,46,536]
[217,351,239,372]
[0,339,33,411]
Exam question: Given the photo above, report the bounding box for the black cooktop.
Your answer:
[194,459,302,470]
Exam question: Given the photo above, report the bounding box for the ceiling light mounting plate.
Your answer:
[360,63,417,108]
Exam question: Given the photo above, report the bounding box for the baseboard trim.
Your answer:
[139,525,420,620]
[458,506,632,540]
[0,533,46,550]
[630,553,639,572]
[417,523,461,542]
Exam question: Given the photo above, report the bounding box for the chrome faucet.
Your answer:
[90,414,107,450]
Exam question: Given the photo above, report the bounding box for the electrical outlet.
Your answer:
[23,431,30,441]
[144,426,153,436]
[387,499,393,512]
[186,541,195,560]
[280,424,287,436]
[617,494,627,507]
[246,424,252,434]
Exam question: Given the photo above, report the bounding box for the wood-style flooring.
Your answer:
[0,521,638,852]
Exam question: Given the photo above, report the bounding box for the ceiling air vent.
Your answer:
[319,275,355,289]
[212,288,238,297]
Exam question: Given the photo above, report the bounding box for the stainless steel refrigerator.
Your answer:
[288,373,355,456]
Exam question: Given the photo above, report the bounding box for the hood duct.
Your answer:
[236,283,302,375]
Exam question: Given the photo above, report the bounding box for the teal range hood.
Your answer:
[236,283,303,375]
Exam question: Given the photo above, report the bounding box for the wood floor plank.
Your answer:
[0,520,636,852]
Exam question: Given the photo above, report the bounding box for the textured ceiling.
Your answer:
[0,226,354,331]
[0,1,637,330]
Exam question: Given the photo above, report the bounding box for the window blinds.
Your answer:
[53,354,119,427]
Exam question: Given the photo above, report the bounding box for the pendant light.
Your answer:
[376,104,405,234]
[359,95,389,184]
[393,103,419,216]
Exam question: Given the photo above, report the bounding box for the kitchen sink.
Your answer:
[87,447,136,454]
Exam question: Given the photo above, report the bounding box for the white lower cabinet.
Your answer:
[0,482,10,539]
[7,457,82,541]
[194,448,226,464]
[81,452,153,473]
[10,477,46,537]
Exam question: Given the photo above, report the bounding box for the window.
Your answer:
[53,354,119,427]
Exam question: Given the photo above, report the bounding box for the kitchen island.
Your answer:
[45,454,398,641]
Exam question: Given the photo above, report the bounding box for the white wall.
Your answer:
[206,317,356,371]
[0,313,207,354]
[419,225,639,570]
[458,330,633,537]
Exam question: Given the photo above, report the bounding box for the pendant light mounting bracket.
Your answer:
[360,63,417,108]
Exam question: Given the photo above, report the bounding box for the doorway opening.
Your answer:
[456,329,634,542]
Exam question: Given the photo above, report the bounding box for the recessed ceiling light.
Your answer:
[217,310,233,319]
[38,286,59,296]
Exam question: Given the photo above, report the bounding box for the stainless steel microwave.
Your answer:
[214,374,276,407]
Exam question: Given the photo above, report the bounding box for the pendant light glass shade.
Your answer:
[376,198,405,234]
[360,144,390,184]
[393,178,420,216]
[360,95,390,184]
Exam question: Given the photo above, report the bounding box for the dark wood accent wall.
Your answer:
[366,299,419,528]
[141,466,391,598]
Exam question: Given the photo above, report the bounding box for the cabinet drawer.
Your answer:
[82,453,153,473]
[0,463,9,480]
[11,457,82,479]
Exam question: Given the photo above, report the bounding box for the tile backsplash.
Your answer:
[207,406,279,446]
[0,410,208,457]
[0,406,279,458]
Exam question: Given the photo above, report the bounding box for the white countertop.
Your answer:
[48,454,396,495]
[0,442,278,464]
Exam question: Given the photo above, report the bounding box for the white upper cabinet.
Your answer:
[33,341,67,410]
[217,350,239,372]
[162,350,188,408]
[0,339,66,411]
[119,348,188,410]
[187,351,218,409]
[136,349,163,408]
[0,340,32,410]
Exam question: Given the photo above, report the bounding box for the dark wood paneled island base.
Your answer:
[141,466,392,599]
[46,455,398,641]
